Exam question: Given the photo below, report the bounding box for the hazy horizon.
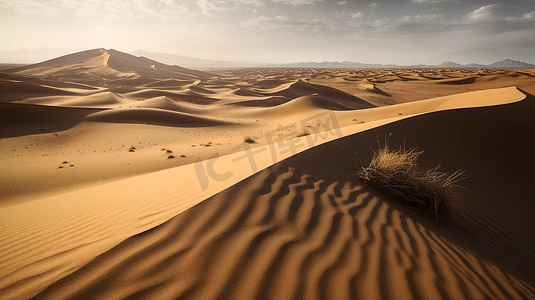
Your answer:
[1,0,534,65]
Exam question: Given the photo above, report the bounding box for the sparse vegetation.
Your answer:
[129,146,136,152]
[357,140,464,224]
[180,155,186,158]
[244,136,256,143]
[168,155,175,159]
[166,149,173,153]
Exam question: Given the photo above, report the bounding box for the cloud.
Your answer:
[523,11,535,19]
[411,0,449,3]
[369,3,378,9]
[345,13,454,38]
[270,0,322,5]
[131,0,193,20]
[503,10,535,21]
[1,0,193,19]
[337,1,346,5]
[0,0,65,16]
[351,12,363,19]
[241,15,287,27]
[66,0,133,19]
[196,0,264,15]
[467,4,497,21]
[401,14,445,22]
[241,15,338,33]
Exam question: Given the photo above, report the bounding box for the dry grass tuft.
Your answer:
[358,141,465,224]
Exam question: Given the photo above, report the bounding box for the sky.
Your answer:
[1,0,534,65]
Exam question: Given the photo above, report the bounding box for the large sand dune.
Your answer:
[1,49,534,299]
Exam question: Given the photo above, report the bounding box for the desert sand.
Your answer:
[1,49,534,299]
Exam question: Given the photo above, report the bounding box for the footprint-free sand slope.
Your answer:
[31,92,535,300]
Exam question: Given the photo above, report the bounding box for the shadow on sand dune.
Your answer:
[0,103,101,138]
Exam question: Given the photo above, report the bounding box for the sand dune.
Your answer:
[134,96,203,113]
[141,79,199,89]
[6,49,213,81]
[85,108,230,127]
[0,103,101,138]
[59,91,127,107]
[26,92,535,300]
[232,95,289,107]
[257,79,375,110]
[0,81,80,103]
[1,49,535,299]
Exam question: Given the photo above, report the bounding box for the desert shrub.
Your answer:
[129,146,136,152]
[358,142,464,224]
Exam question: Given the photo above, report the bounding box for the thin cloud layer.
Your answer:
[1,0,534,65]
[270,0,322,5]
[468,4,498,21]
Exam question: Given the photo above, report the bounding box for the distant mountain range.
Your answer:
[436,59,535,69]
[132,50,534,69]
[273,61,387,68]
[130,50,260,68]
[129,51,391,68]
[274,59,535,69]
[1,48,534,69]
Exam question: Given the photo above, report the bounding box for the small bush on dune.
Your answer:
[358,141,465,224]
